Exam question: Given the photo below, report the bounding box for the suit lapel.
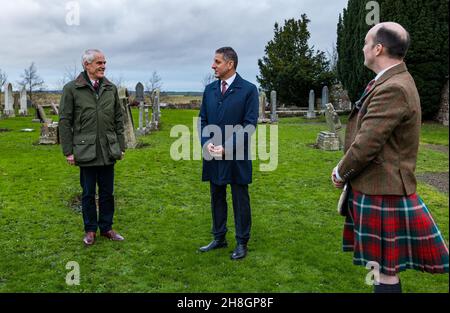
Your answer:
[212,80,221,100]
[356,62,408,113]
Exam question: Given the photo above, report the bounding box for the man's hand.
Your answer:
[212,145,225,156]
[66,154,75,166]
[207,143,215,154]
[120,151,125,160]
[206,143,224,158]
[331,166,345,189]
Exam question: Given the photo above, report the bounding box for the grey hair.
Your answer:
[81,49,103,69]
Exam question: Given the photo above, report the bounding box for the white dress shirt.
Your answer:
[221,73,237,92]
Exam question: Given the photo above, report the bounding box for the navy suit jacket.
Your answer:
[199,73,259,185]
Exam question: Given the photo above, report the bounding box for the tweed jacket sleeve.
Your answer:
[337,83,409,182]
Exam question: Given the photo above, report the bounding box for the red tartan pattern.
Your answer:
[343,188,449,275]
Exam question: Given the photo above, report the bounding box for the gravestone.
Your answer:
[13,93,20,110]
[50,103,59,115]
[306,90,316,119]
[118,87,137,149]
[321,86,329,110]
[258,92,270,123]
[150,88,161,130]
[39,122,59,145]
[19,87,28,116]
[36,105,52,123]
[315,103,344,151]
[135,82,148,136]
[270,90,278,123]
[3,83,15,117]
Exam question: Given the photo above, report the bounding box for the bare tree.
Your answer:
[326,42,338,75]
[201,73,216,88]
[0,68,7,91]
[145,71,163,103]
[18,62,45,105]
[64,61,80,83]
[57,61,80,90]
[109,73,126,88]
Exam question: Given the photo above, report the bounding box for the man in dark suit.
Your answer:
[199,47,259,260]
[332,23,449,292]
[59,49,126,246]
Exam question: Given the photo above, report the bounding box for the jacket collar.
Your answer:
[212,72,244,90]
[357,62,407,104]
[374,62,407,88]
[350,62,408,117]
[75,71,113,88]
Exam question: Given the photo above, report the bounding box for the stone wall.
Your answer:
[436,79,449,126]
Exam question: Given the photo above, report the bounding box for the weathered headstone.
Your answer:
[50,103,59,115]
[13,93,20,110]
[3,83,15,117]
[321,86,329,110]
[135,82,145,102]
[258,92,270,123]
[118,87,137,149]
[315,103,344,151]
[306,89,316,119]
[270,90,278,123]
[135,82,148,136]
[150,88,161,130]
[19,87,28,116]
[39,122,59,145]
[36,105,52,123]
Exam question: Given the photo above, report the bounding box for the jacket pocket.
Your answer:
[106,132,122,160]
[73,135,97,163]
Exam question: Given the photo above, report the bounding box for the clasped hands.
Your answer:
[207,143,225,158]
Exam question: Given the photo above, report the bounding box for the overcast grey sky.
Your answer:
[0,0,348,91]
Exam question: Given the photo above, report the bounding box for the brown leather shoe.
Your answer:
[83,231,96,246]
[101,230,124,241]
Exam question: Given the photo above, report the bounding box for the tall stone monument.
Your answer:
[306,89,316,119]
[258,92,270,123]
[3,83,15,117]
[19,87,28,116]
[135,82,148,136]
[321,86,329,110]
[150,88,160,130]
[270,90,278,123]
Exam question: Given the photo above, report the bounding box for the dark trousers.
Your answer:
[210,182,251,245]
[79,165,115,233]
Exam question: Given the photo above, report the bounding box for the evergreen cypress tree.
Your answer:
[336,0,448,119]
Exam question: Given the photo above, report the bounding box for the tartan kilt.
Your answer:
[343,188,449,275]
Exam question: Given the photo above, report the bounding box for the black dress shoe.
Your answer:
[199,239,228,252]
[231,244,248,260]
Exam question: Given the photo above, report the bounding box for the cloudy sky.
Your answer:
[0,0,348,91]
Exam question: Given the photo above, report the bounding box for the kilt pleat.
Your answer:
[342,188,449,275]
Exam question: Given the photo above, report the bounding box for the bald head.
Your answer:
[369,22,410,60]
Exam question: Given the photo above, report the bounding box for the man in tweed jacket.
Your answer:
[332,22,449,292]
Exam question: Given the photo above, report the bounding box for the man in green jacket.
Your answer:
[59,49,126,246]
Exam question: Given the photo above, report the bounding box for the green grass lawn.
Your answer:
[0,109,448,293]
